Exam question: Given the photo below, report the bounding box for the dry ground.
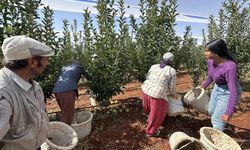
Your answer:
[46,73,250,150]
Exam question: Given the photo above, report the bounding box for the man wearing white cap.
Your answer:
[141,52,177,137]
[0,35,54,150]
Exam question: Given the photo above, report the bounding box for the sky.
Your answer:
[39,0,226,43]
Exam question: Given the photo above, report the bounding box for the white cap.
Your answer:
[163,52,174,61]
[1,35,54,60]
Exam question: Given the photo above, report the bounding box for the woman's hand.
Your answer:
[200,80,206,86]
[172,94,179,99]
[168,94,179,100]
[221,114,230,122]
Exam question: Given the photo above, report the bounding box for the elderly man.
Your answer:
[0,35,54,150]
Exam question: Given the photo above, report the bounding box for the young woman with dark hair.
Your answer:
[201,39,241,131]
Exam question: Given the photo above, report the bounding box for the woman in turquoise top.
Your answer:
[201,39,241,131]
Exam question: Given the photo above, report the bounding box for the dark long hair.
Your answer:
[206,39,237,63]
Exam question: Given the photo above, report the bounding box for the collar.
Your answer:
[3,67,33,91]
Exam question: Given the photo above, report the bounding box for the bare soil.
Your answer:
[46,73,250,150]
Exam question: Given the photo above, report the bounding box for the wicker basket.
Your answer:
[41,121,78,150]
[71,111,93,139]
[184,87,209,113]
[199,127,241,150]
[169,131,203,150]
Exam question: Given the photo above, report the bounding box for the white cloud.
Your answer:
[177,14,209,24]
[40,0,209,24]
[40,0,98,14]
